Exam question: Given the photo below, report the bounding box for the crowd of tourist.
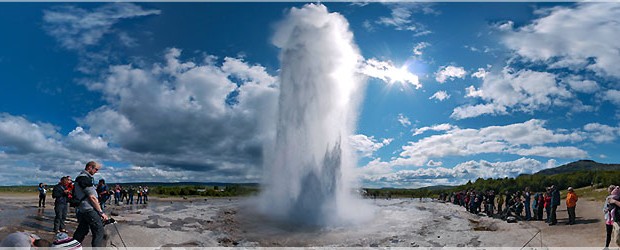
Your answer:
[2,161,150,248]
[437,184,578,226]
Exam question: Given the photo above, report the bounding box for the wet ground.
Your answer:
[2,195,601,247]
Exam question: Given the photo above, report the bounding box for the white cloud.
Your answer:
[0,113,120,185]
[602,90,620,105]
[413,123,457,136]
[43,3,161,74]
[376,4,433,35]
[426,160,442,167]
[66,127,109,157]
[451,67,573,119]
[471,68,488,79]
[562,76,599,94]
[435,65,466,83]
[501,3,620,79]
[43,3,160,51]
[81,48,278,179]
[583,123,620,143]
[349,134,393,158]
[361,58,422,89]
[360,158,557,188]
[413,42,430,56]
[0,113,64,154]
[429,90,450,101]
[451,103,506,120]
[383,119,585,168]
[465,85,484,98]
[509,146,587,158]
[397,113,411,127]
[496,20,514,31]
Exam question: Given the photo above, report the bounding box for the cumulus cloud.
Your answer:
[429,90,450,101]
[350,134,393,158]
[602,90,620,106]
[465,85,484,98]
[397,113,411,127]
[380,119,585,168]
[451,67,572,119]
[435,65,466,83]
[360,158,557,188]
[471,68,488,79]
[81,48,278,178]
[583,123,620,143]
[501,3,620,79]
[0,113,117,185]
[426,160,442,167]
[562,75,599,94]
[361,58,421,89]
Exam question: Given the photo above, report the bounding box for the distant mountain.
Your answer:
[535,160,620,175]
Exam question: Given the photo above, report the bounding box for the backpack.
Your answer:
[68,176,92,208]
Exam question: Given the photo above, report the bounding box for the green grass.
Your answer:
[0,186,37,193]
[573,186,609,201]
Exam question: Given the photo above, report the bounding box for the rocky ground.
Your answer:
[0,193,606,248]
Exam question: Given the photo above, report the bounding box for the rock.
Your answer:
[110,211,119,216]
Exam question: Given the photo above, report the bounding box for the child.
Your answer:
[52,232,82,250]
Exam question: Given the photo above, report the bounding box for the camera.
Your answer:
[103,218,116,226]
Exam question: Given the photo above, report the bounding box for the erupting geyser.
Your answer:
[259,4,372,226]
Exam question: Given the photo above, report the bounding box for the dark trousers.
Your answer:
[606,224,613,247]
[39,194,46,207]
[73,209,105,247]
[550,205,558,224]
[537,206,544,221]
[524,202,531,220]
[53,203,68,231]
[567,206,576,224]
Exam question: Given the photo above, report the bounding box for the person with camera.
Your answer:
[72,161,109,247]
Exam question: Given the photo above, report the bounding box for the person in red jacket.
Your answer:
[65,176,75,200]
[543,190,552,223]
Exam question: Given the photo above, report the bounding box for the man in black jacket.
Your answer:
[52,176,70,233]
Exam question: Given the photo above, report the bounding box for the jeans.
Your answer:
[53,203,68,231]
[73,209,105,247]
[550,205,558,224]
[567,206,576,224]
[39,194,46,207]
[524,202,531,220]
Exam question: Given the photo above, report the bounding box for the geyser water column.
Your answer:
[259,4,371,226]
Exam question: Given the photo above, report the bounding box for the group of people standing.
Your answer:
[440,185,578,226]
[109,184,149,206]
[38,161,152,247]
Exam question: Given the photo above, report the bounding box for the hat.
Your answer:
[568,187,574,191]
[54,232,69,242]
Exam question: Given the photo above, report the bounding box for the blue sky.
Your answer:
[1,2,619,187]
